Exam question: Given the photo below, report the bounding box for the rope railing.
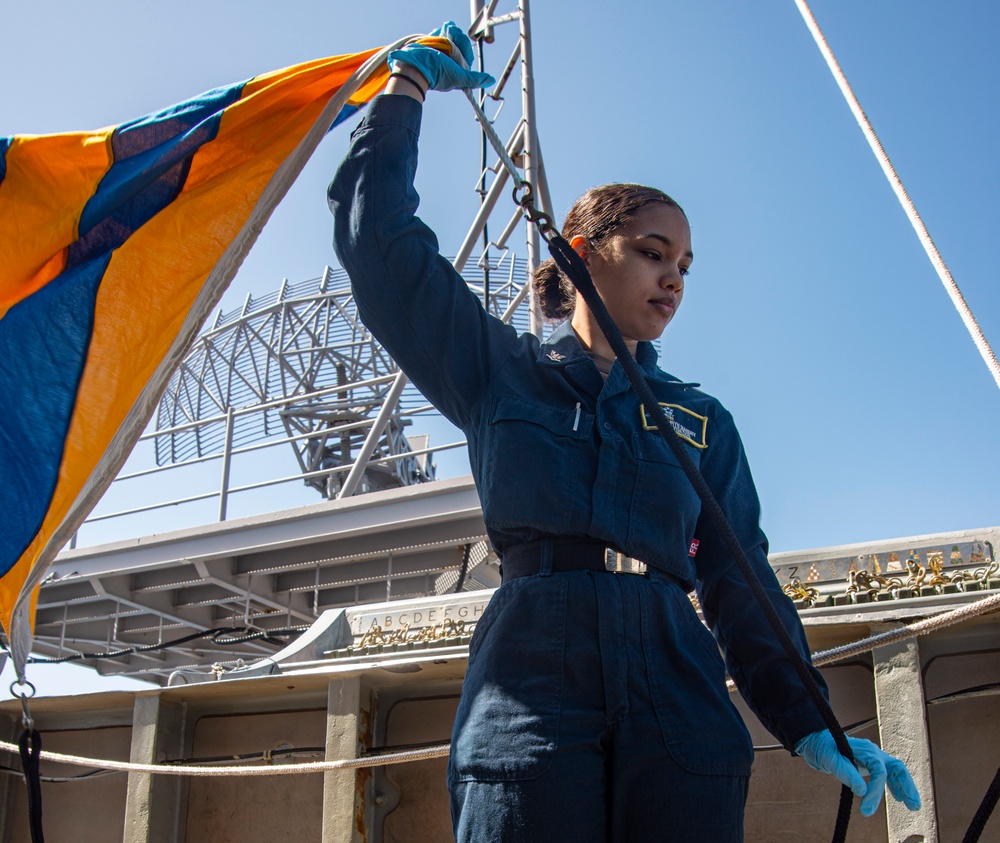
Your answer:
[3,590,997,779]
[0,740,450,777]
[810,590,1000,666]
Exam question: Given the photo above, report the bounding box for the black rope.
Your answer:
[962,765,1000,843]
[18,728,45,843]
[545,231,856,843]
[0,763,115,783]
[4,626,304,665]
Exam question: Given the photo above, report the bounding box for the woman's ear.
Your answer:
[569,235,589,264]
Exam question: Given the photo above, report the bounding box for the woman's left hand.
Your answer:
[388,21,495,92]
[795,729,922,816]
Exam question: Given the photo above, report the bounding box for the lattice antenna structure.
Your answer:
[154,256,531,499]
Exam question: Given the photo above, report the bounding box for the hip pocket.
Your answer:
[643,582,754,776]
[449,576,568,782]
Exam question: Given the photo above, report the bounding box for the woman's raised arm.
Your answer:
[328,25,508,429]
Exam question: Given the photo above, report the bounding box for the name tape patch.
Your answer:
[639,402,708,449]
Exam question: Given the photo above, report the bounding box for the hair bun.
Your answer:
[532,258,575,321]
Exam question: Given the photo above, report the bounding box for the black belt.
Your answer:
[501,540,649,581]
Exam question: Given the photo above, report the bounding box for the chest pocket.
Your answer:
[481,394,595,534]
[632,429,703,469]
[626,430,704,560]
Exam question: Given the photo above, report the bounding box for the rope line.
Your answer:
[962,765,1000,843]
[463,89,526,195]
[811,591,1000,666]
[793,0,1000,392]
[2,592,996,779]
[18,729,44,842]
[0,741,450,777]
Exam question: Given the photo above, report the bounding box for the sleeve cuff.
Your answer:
[776,698,829,753]
[356,93,423,134]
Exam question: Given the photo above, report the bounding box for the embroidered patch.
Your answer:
[545,350,566,362]
[639,402,708,449]
[688,539,700,558]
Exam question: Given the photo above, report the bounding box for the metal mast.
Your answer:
[338,2,553,499]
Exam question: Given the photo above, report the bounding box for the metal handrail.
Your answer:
[144,372,400,439]
[82,439,468,525]
[75,369,470,536]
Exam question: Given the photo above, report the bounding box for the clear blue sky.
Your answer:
[2,0,998,695]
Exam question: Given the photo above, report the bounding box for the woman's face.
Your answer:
[574,203,692,344]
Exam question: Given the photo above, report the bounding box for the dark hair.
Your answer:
[532,183,685,320]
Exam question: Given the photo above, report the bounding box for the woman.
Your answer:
[329,23,919,842]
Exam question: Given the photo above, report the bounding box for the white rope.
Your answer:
[463,89,526,192]
[811,590,1000,666]
[0,740,450,777]
[445,33,526,194]
[792,0,1000,393]
[3,592,997,775]
[725,589,1000,692]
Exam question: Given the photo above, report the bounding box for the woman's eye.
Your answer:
[680,267,691,277]
[642,250,661,260]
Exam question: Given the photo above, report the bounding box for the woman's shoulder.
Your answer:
[650,370,721,408]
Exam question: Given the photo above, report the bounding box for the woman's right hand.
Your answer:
[388,21,495,92]
[794,729,921,816]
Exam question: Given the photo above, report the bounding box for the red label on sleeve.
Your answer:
[688,539,700,558]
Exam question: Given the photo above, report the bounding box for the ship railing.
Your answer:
[71,377,468,550]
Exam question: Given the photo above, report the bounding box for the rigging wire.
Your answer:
[793,0,1000,393]
[454,543,473,593]
[0,626,304,666]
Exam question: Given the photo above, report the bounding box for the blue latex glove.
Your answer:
[795,730,922,817]
[388,21,495,92]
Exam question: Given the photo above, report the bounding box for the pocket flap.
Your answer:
[490,394,593,440]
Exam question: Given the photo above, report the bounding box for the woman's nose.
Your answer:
[661,268,684,290]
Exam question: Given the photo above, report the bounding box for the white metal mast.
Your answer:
[339,2,552,499]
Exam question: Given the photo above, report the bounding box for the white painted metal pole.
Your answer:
[519,0,545,339]
[337,371,407,498]
[218,406,235,521]
[793,0,1000,392]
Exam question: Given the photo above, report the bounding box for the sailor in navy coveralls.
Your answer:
[329,24,919,842]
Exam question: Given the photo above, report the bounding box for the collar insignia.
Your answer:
[545,350,566,362]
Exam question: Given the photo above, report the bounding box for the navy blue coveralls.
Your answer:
[330,94,828,842]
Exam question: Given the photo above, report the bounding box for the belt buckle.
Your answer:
[604,548,647,576]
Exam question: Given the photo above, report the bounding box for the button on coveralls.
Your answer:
[329,95,828,843]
